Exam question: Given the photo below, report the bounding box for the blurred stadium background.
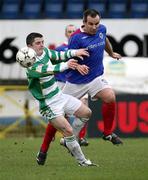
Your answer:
[0,0,148,139]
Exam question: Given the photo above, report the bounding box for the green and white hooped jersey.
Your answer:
[26,47,76,110]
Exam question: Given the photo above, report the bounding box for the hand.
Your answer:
[110,52,122,60]
[75,49,89,60]
[76,65,89,75]
[67,59,78,70]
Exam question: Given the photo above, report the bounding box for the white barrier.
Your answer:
[104,57,148,94]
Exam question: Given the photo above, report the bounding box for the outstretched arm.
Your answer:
[48,48,89,63]
[28,59,79,77]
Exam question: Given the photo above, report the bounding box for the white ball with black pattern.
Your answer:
[16,47,36,68]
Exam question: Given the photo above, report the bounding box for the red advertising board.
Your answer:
[88,94,148,137]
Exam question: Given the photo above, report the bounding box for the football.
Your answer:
[16,47,36,68]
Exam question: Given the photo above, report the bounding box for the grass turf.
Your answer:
[0,137,148,180]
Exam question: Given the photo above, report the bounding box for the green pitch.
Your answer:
[0,137,148,180]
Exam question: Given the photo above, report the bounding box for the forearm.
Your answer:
[105,38,122,60]
[30,62,68,76]
[47,62,68,73]
[49,49,76,62]
[105,37,113,56]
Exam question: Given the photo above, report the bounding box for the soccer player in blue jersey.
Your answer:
[62,9,123,145]
[55,24,76,89]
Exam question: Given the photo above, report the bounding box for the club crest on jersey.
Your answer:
[99,33,103,39]
[82,36,88,39]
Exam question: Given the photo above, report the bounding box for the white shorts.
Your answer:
[40,92,81,121]
[57,81,88,100]
[63,75,111,101]
[56,81,65,90]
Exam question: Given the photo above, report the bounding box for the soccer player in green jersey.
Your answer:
[19,32,97,166]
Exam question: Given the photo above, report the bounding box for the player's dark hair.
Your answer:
[83,9,100,22]
[26,32,43,45]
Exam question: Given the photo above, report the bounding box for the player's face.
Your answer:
[30,37,44,56]
[65,26,76,39]
[84,15,100,35]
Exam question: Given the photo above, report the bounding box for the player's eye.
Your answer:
[67,30,75,33]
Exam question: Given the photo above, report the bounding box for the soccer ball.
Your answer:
[16,47,36,68]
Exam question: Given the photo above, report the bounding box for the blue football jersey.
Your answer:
[54,43,68,83]
[67,24,106,84]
